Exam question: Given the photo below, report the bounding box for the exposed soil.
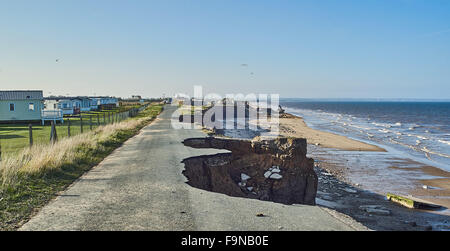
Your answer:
[181,137,317,205]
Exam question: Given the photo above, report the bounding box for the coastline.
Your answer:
[279,112,450,230]
[280,113,450,209]
[212,111,450,230]
[278,113,386,152]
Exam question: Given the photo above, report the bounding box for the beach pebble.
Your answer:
[343,188,358,193]
[360,205,391,216]
[321,195,333,201]
[422,185,428,190]
[404,221,417,227]
[264,171,272,178]
[271,168,281,173]
[241,173,251,181]
[366,208,391,216]
[269,173,283,180]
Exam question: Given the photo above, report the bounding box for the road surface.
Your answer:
[21,105,367,231]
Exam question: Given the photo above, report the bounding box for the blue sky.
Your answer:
[0,0,449,99]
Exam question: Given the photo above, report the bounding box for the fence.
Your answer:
[0,104,149,158]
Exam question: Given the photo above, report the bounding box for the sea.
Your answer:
[280,99,450,172]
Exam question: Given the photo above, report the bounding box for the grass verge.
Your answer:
[0,104,163,231]
[0,104,147,155]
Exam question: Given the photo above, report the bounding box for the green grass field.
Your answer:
[0,104,159,156]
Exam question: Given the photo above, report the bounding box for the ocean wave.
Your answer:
[282,103,450,169]
[389,138,419,151]
[408,124,422,130]
[438,139,450,146]
[421,147,450,159]
[345,123,374,131]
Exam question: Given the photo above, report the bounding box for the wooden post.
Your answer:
[103,113,106,125]
[50,121,58,144]
[68,118,71,137]
[0,139,2,161]
[29,124,33,147]
[97,114,100,126]
[80,116,83,133]
[108,112,111,124]
[245,101,249,130]
[90,115,93,130]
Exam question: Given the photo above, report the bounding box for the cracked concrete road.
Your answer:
[20,105,367,231]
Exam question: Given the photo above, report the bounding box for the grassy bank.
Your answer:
[0,105,147,155]
[0,104,163,231]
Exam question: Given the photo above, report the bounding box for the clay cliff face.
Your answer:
[182,137,317,205]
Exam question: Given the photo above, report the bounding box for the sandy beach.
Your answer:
[277,112,450,229]
[278,112,450,209]
[278,113,386,152]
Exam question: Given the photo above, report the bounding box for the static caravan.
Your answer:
[95,97,119,110]
[0,90,43,123]
[42,98,64,125]
[90,98,99,111]
[44,99,59,111]
[56,99,75,115]
[75,97,92,112]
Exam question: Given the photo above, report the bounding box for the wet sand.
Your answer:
[279,114,386,152]
[408,165,450,211]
